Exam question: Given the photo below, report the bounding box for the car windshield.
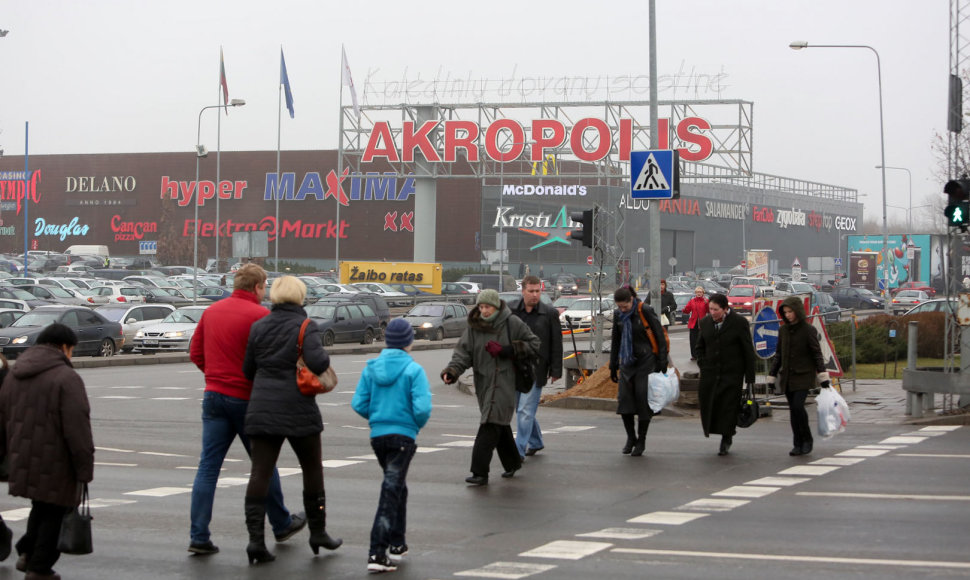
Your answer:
[553,296,580,308]
[5,288,37,300]
[11,311,62,327]
[730,287,754,297]
[95,308,127,322]
[46,287,74,298]
[791,283,814,293]
[163,308,206,324]
[408,304,444,316]
[306,304,337,319]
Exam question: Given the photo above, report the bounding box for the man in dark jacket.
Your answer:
[695,293,756,456]
[187,264,305,555]
[0,323,94,578]
[508,275,563,459]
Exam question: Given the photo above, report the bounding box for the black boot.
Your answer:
[719,435,733,456]
[630,421,648,457]
[621,415,636,454]
[244,496,275,565]
[303,492,343,554]
[0,516,11,562]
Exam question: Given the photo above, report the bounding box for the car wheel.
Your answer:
[434,327,445,341]
[140,350,156,355]
[323,330,335,347]
[361,328,375,345]
[98,339,116,357]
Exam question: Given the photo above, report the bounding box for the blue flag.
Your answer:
[280,49,295,118]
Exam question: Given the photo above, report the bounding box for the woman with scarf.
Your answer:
[608,286,668,457]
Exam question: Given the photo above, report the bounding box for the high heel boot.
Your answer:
[303,492,343,554]
[630,421,649,457]
[244,496,275,565]
[621,415,636,454]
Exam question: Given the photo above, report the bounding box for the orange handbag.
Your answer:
[296,319,337,396]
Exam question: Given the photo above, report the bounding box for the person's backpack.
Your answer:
[636,303,670,355]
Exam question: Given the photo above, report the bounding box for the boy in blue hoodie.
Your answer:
[352,318,432,573]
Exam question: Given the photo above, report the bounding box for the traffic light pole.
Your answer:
[647,0,661,308]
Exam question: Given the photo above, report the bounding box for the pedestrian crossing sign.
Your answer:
[630,150,679,199]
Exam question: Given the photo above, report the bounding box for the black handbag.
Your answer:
[506,325,536,394]
[57,483,93,555]
[737,383,759,428]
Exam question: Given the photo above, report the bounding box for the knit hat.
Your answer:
[384,318,414,349]
[476,288,501,309]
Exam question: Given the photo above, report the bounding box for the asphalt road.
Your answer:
[0,348,967,579]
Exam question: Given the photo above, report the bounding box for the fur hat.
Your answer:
[476,289,501,309]
[384,318,414,349]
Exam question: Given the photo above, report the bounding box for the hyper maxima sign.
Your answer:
[360,117,714,164]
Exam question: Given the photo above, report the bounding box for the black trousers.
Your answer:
[470,423,521,476]
[247,434,324,498]
[689,327,700,359]
[16,500,68,575]
[786,389,813,447]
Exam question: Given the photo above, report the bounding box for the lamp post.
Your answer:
[194,99,245,303]
[496,138,534,292]
[875,165,912,231]
[790,41,890,313]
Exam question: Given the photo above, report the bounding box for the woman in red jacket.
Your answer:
[683,286,709,361]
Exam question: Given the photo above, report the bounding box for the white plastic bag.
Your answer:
[647,368,680,413]
[816,387,851,438]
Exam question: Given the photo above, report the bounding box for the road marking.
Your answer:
[520,540,612,560]
[216,477,249,488]
[96,446,135,453]
[880,436,928,445]
[895,453,970,459]
[336,390,357,394]
[857,444,906,450]
[347,454,377,460]
[157,386,188,390]
[811,456,866,466]
[89,498,137,508]
[797,491,970,502]
[278,468,302,477]
[545,426,595,433]
[318,402,347,407]
[416,447,447,454]
[340,425,368,430]
[611,547,970,570]
[777,465,840,476]
[919,426,960,431]
[454,561,557,578]
[627,511,709,525]
[125,487,192,497]
[322,459,363,468]
[99,396,138,399]
[745,476,811,487]
[712,485,780,499]
[678,498,750,512]
[577,528,662,540]
[139,451,189,457]
[439,440,476,447]
[837,448,888,457]
[151,397,191,401]
[95,462,137,467]
[902,430,945,437]
[110,386,145,389]
[1,508,32,522]
[443,433,477,438]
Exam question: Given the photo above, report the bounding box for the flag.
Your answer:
[219,46,230,114]
[280,49,295,118]
[341,45,360,119]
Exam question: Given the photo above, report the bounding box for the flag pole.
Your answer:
[22,121,28,271]
[276,47,283,272]
[335,48,344,273]
[215,50,223,274]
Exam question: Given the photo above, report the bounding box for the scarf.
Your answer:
[618,299,638,366]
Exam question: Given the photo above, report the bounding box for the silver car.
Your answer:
[132,305,208,354]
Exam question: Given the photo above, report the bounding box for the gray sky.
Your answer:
[0,0,950,224]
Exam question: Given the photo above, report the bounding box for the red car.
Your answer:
[892,281,936,298]
[727,285,758,314]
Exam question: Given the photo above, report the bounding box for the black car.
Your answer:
[305,302,381,346]
[402,302,469,341]
[440,282,475,305]
[0,305,124,358]
[810,291,841,323]
[553,275,579,296]
[313,293,391,336]
[831,286,885,310]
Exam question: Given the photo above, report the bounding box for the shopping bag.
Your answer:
[57,483,93,555]
[816,387,850,438]
[737,384,759,428]
[647,369,680,413]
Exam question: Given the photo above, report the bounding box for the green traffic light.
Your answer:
[955,207,964,223]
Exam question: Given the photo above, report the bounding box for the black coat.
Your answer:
[508,298,563,387]
[695,309,756,437]
[609,301,668,372]
[647,290,678,325]
[769,296,827,393]
[243,303,330,437]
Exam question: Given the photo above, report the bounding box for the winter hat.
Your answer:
[476,289,502,309]
[384,318,414,349]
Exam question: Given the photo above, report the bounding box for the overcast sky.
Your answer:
[0,1,950,224]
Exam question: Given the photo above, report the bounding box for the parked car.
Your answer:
[0,286,54,309]
[696,279,725,296]
[313,293,391,337]
[85,285,150,304]
[902,297,959,315]
[95,303,176,352]
[123,275,170,288]
[553,295,583,315]
[810,291,841,323]
[774,281,816,296]
[388,283,433,297]
[402,302,469,341]
[131,305,209,354]
[0,305,124,358]
[559,297,614,329]
[892,281,936,298]
[18,284,91,306]
[672,293,692,324]
[831,286,885,310]
[196,287,233,302]
[730,277,773,296]
[440,282,476,305]
[890,290,930,315]
[457,274,517,292]
[727,285,758,314]
[553,275,579,296]
[0,298,30,312]
[142,287,196,307]
[349,282,409,305]
[0,309,25,328]
[305,302,380,346]
[74,287,112,305]
[454,281,482,294]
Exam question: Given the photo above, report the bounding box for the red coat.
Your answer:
[683,296,710,329]
[190,289,269,400]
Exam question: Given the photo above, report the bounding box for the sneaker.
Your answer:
[367,554,398,573]
[388,544,408,563]
[187,541,220,555]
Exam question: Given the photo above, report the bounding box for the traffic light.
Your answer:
[944,179,970,232]
[569,209,594,248]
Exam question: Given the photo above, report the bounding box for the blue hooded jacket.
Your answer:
[352,348,432,439]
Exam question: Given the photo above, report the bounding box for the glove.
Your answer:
[440,369,457,384]
[498,345,514,359]
[609,368,618,383]
[485,340,504,358]
[820,380,831,389]
[655,359,668,374]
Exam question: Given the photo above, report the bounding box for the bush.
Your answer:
[829,312,950,365]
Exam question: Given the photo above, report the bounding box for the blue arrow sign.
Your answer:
[630,150,677,199]
[753,306,780,359]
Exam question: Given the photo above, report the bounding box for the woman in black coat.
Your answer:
[242,276,341,564]
[695,293,756,456]
[646,279,677,329]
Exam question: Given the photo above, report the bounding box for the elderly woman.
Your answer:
[683,286,710,361]
[441,289,540,486]
[242,276,342,564]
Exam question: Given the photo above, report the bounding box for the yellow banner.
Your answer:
[339,261,442,294]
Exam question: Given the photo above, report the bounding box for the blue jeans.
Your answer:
[514,383,544,457]
[369,434,416,557]
[190,391,293,544]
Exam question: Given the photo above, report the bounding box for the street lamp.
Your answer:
[194,98,245,302]
[875,165,912,231]
[790,41,891,313]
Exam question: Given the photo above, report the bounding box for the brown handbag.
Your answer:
[297,319,337,396]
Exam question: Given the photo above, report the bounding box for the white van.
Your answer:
[64,245,110,258]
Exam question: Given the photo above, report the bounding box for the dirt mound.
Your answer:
[541,364,617,404]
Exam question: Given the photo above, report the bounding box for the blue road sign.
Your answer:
[834,257,842,266]
[139,241,157,255]
[630,150,677,199]
[753,306,780,359]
